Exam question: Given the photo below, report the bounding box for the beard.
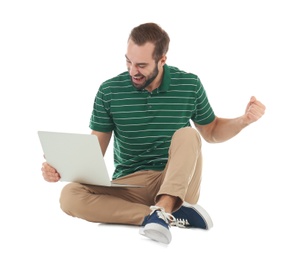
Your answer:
[131,64,159,91]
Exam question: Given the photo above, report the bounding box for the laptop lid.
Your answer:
[37,131,142,187]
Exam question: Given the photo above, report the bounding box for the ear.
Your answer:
[159,55,167,67]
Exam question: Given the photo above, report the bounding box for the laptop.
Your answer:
[38,131,143,187]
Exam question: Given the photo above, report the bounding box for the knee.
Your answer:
[173,127,201,145]
[59,182,83,215]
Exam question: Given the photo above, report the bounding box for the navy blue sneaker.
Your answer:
[139,206,175,244]
[172,202,213,229]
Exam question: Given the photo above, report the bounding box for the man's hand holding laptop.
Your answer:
[42,162,60,182]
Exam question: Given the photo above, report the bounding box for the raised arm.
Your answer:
[195,96,266,143]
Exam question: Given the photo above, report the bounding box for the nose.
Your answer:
[128,64,139,76]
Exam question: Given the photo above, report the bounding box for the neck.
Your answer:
[145,70,163,92]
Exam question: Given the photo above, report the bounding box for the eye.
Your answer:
[138,64,146,69]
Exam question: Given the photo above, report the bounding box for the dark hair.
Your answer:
[128,23,170,62]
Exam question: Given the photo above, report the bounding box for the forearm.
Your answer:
[91,130,112,156]
[208,116,248,143]
[195,96,265,143]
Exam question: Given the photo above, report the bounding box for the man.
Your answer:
[41,22,266,244]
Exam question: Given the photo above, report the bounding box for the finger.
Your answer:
[246,97,266,116]
[246,96,255,111]
[250,96,256,103]
[250,100,266,116]
[250,97,266,110]
[42,170,60,182]
[246,103,265,121]
[255,100,266,111]
[42,162,56,173]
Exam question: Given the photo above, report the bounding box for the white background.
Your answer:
[1,0,292,259]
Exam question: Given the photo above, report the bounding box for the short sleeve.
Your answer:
[191,78,215,125]
[89,85,114,132]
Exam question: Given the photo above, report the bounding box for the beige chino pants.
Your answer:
[59,127,203,225]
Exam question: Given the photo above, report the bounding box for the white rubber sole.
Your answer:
[139,223,172,244]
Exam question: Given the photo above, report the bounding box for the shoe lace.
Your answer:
[171,218,190,228]
[149,206,176,226]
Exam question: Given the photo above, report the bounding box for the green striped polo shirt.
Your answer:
[89,64,215,179]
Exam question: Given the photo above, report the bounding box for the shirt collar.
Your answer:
[131,64,170,93]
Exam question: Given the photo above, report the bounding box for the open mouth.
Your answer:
[132,75,145,85]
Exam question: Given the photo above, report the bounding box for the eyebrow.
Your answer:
[125,55,149,66]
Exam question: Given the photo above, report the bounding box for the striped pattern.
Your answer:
[90,65,215,179]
